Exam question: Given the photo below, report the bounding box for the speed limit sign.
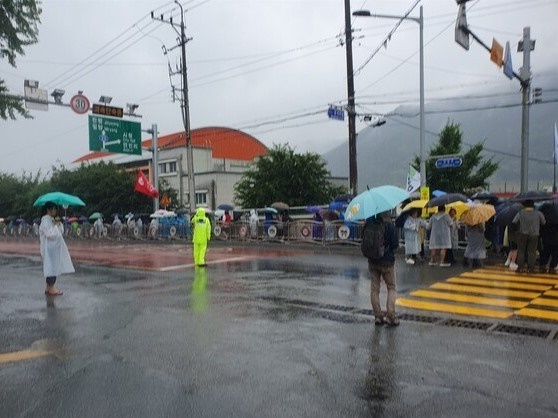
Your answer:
[70,93,90,114]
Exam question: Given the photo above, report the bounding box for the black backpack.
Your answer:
[361,221,386,260]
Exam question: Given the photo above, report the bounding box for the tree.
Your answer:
[233,143,347,208]
[413,122,499,193]
[0,0,42,120]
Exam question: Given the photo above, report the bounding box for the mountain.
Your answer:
[323,71,558,193]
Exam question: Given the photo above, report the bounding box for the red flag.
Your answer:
[134,171,159,198]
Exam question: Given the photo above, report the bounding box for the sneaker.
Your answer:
[406,258,415,265]
[504,259,511,267]
[385,314,400,327]
[509,262,518,271]
[439,263,451,267]
[428,261,438,266]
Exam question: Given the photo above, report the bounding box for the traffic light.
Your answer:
[532,88,542,104]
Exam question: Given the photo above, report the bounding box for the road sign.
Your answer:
[70,93,90,114]
[88,115,141,155]
[435,157,463,169]
[327,106,345,121]
[92,103,124,118]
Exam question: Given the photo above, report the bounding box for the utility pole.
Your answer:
[344,0,358,196]
[518,27,534,192]
[455,1,534,192]
[152,1,196,212]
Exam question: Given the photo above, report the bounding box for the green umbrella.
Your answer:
[89,212,103,220]
[33,192,86,208]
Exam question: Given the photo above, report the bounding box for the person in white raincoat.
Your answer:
[249,209,259,239]
[426,205,453,267]
[403,209,423,264]
[40,202,75,296]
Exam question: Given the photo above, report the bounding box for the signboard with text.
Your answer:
[435,157,463,169]
[92,103,124,118]
[88,115,142,155]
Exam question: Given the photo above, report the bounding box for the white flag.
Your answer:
[554,122,558,165]
[406,165,421,193]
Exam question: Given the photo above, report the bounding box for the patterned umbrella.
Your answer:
[460,204,496,226]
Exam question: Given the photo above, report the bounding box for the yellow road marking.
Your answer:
[158,256,255,272]
[431,282,540,299]
[461,272,558,286]
[410,289,529,309]
[546,290,558,297]
[0,349,52,365]
[475,268,558,279]
[396,298,512,319]
[530,298,558,308]
[446,277,551,292]
[515,308,558,321]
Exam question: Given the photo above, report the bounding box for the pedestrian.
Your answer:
[249,209,259,239]
[112,215,123,239]
[403,209,422,264]
[512,200,546,273]
[446,208,459,263]
[93,216,104,239]
[538,223,558,273]
[463,223,487,268]
[362,212,400,326]
[39,202,75,296]
[190,207,212,266]
[503,223,519,271]
[426,205,453,266]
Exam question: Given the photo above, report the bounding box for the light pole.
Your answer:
[353,6,426,187]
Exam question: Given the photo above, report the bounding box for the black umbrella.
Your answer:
[539,199,558,224]
[510,190,552,202]
[217,203,234,211]
[494,202,523,227]
[426,193,468,208]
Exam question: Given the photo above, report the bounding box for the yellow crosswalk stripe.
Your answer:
[461,272,558,286]
[431,282,540,299]
[446,277,551,292]
[515,308,558,321]
[475,268,558,280]
[530,298,558,308]
[0,349,51,364]
[546,290,558,297]
[396,298,512,319]
[410,289,529,309]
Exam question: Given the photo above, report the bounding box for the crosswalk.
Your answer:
[396,266,558,322]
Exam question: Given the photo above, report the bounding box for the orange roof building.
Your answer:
[73,126,269,209]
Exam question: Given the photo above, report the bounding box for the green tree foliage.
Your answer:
[233,143,347,208]
[413,122,499,193]
[0,0,42,120]
[0,171,42,219]
[47,162,153,217]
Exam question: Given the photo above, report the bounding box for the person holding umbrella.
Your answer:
[426,205,453,267]
[39,202,75,296]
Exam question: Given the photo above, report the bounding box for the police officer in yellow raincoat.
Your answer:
[190,207,211,266]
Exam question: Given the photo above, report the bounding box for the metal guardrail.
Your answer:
[0,219,475,249]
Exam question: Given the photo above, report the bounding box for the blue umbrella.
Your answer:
[432,189,447,197]
[305,205,322,213]
[344,185,409,221]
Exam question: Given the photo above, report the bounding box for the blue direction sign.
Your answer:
[88,115,142,155]
[327,106,345,121]
[435,157,463,169]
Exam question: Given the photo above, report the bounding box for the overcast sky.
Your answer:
[1,0,557,176]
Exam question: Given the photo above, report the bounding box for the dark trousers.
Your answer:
[540,244,558,271]
[516,233,538,271]
[46,276,57,286]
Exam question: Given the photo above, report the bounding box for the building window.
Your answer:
[195,191,207,206]
[158,160,177,176]
[169,161,177,173]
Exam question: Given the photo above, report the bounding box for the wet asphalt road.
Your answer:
[1,239,558,417]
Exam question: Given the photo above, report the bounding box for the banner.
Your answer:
[406,165,421,193]
[555,122,558,165]
[134,171,159,198]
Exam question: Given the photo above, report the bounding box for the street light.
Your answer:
[353,6,426,188]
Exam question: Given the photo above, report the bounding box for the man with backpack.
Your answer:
[361,211,400,326]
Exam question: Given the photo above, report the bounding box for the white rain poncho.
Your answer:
[39,214,75,277]
[427,212,453,250]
